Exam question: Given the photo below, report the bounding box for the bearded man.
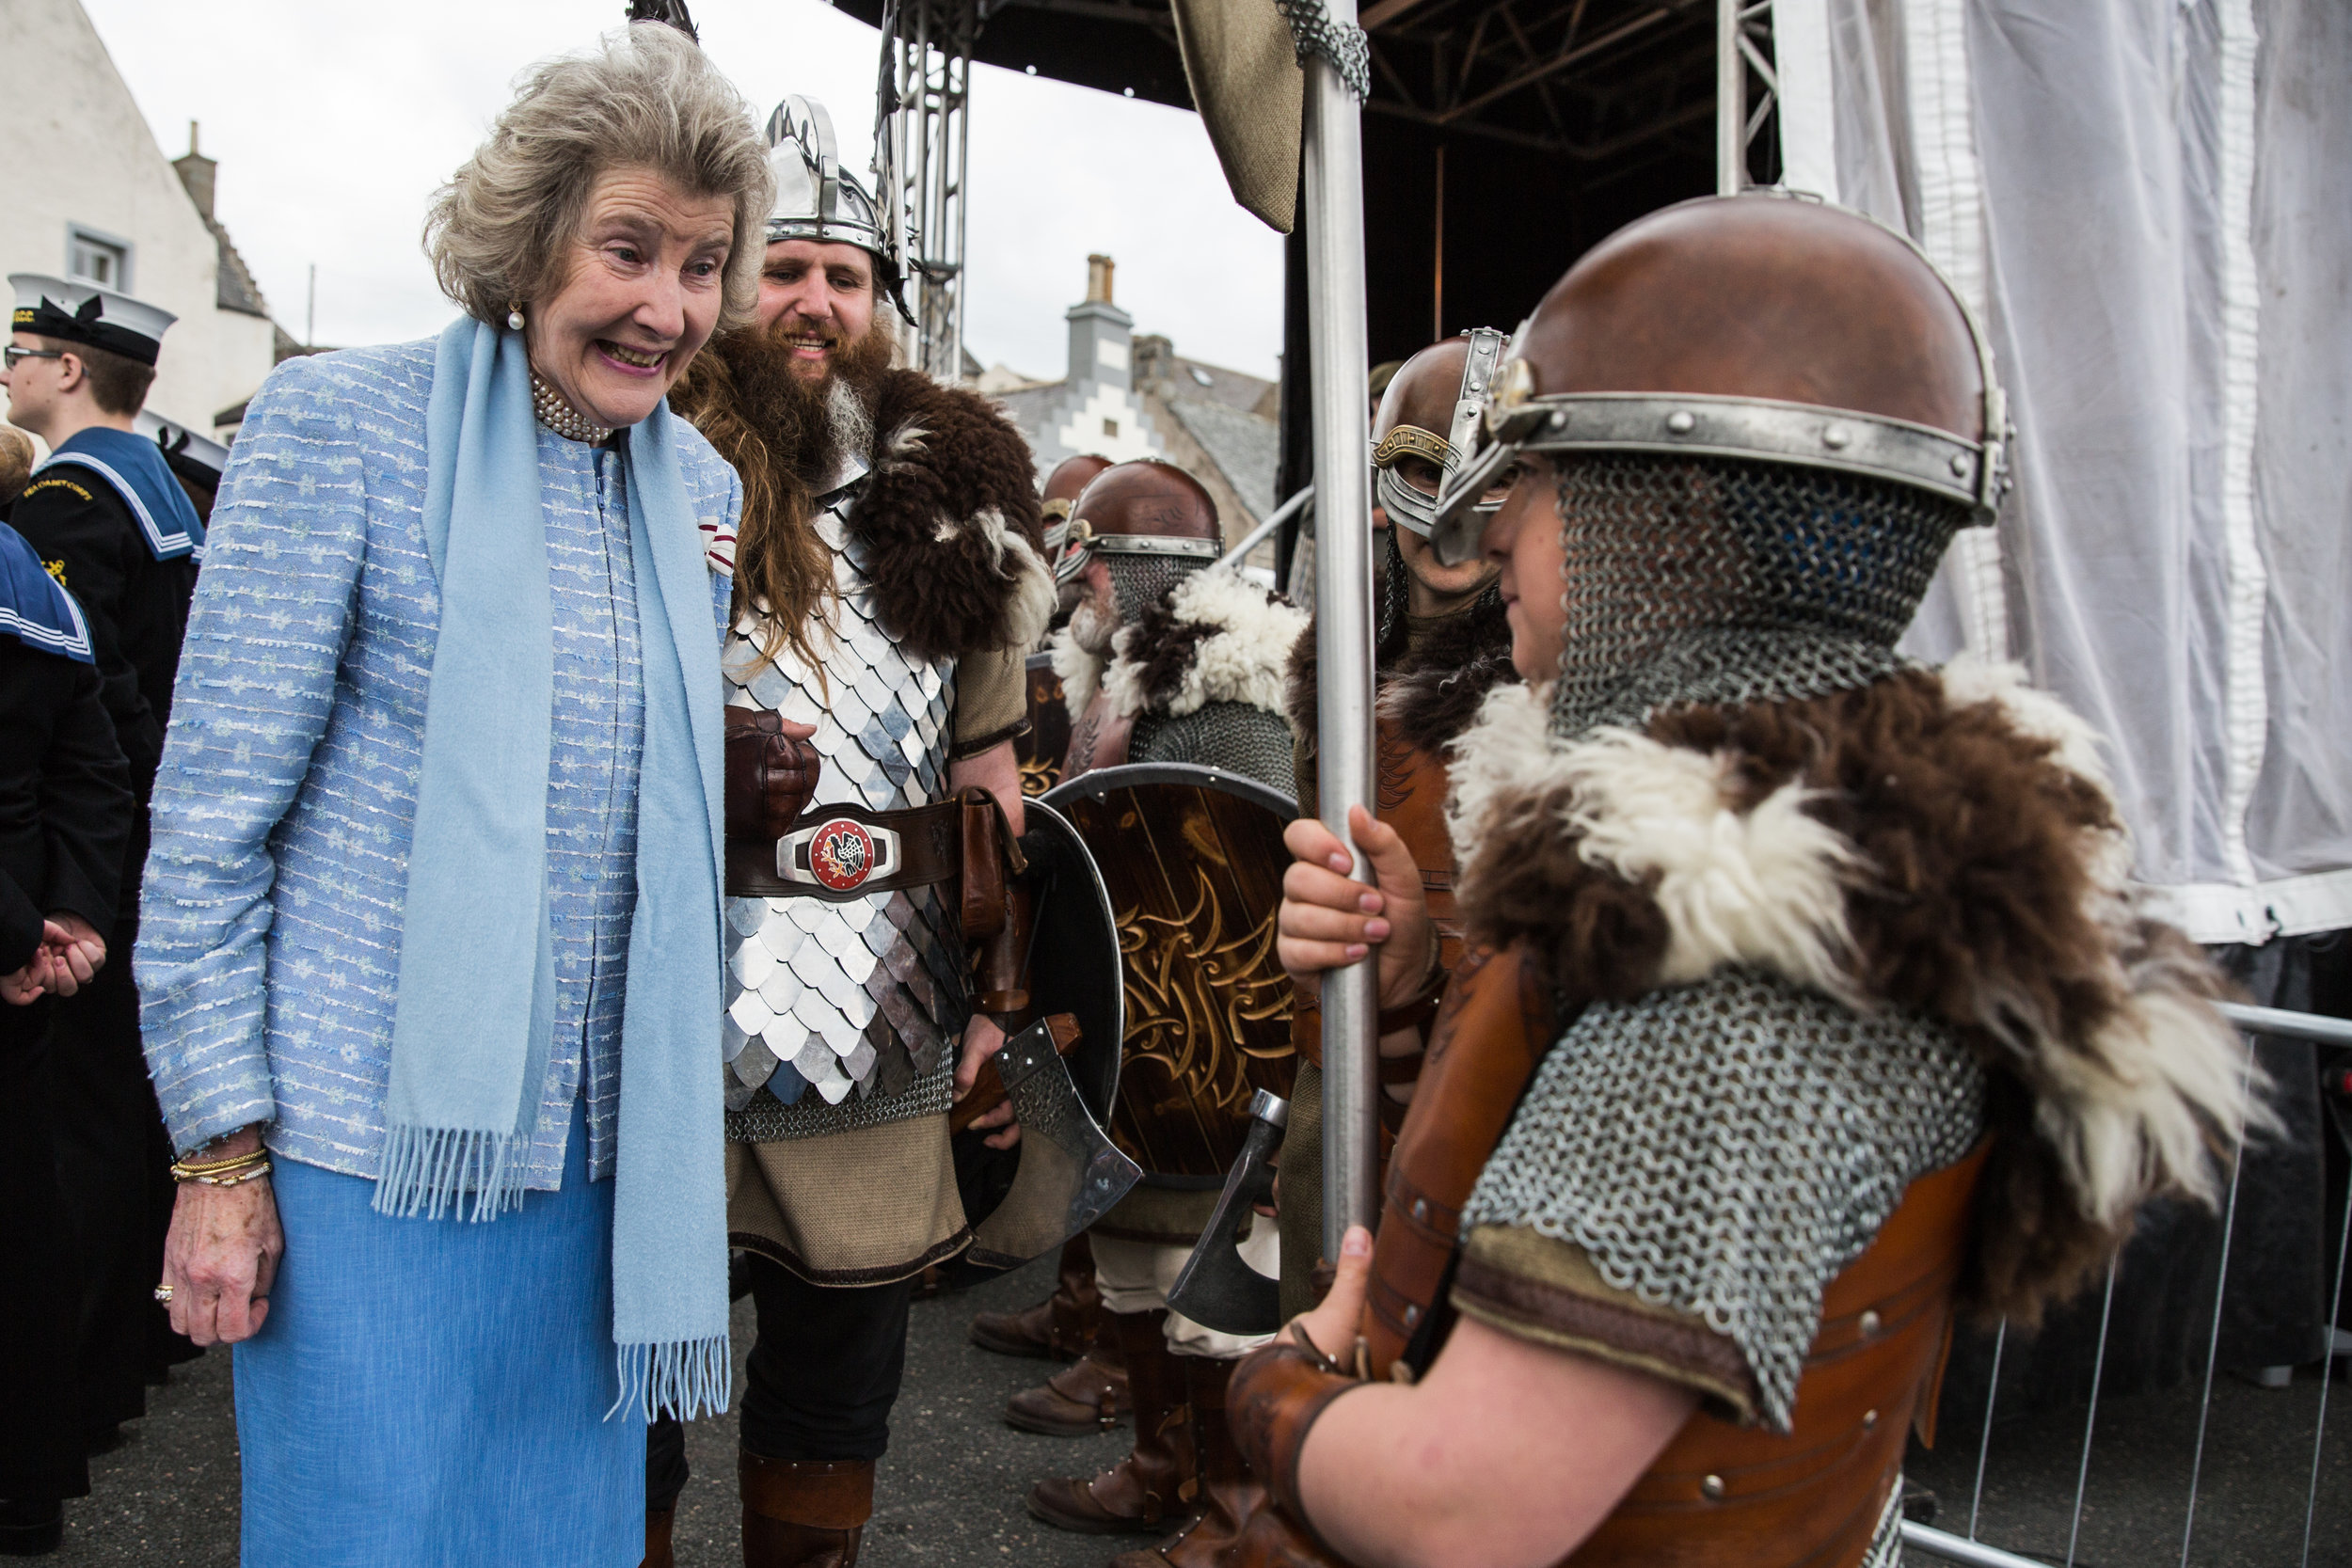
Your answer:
[1240,196,2266,1568]
[644,98,1052,1568]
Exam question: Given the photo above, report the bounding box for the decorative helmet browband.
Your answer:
[763,95,914,325]
[1057,460,1221,612]
[1371,327,1507,540]
[1430,194,2010,567]
[1041,452,1115,573]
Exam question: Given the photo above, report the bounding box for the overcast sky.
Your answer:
[79,0,1286,381]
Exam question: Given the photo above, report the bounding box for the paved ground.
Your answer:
[46,1253,2352,1565]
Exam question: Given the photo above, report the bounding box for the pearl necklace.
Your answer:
[530,372,614,445]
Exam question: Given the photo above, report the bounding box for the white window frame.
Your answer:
[65,224,135,293]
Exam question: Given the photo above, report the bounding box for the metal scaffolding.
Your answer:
[1715,0,1774,194]
[877,0,978,380]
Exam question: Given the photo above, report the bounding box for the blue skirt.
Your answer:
[234,1101,644,1567]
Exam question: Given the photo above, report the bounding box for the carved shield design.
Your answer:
[1018,651,1072,798]
[1040,764,1297,1180]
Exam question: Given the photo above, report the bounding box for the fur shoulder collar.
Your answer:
[1286,600,1519,757]
[1445,659,2270,1323]
[842,371,1053,663]
[1061,567,1307,724]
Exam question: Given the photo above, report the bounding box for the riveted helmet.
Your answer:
[1371,329,1507,541]
[1057,459,1221,615]
[1041,453,1118,576]
[764,96,914,324]
[1430,195,2011,735]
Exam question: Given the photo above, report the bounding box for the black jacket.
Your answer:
[0,638,133,974]
[9,462,198,798]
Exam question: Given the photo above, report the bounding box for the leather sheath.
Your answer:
[1062,689,1135,779]
[1232,940,1991,1568]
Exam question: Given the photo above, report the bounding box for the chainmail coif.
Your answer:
[1546,453,1968,739]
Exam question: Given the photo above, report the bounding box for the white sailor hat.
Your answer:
[9,274,176,368]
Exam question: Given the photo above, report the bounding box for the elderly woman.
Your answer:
[134,25,768,1565]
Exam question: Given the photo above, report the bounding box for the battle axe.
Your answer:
[1166,1089,1289,1335]
[963,1016,1144,1270]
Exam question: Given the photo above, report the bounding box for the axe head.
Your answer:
[965,1018,1144,1270]
[1166,1089,1290,1336]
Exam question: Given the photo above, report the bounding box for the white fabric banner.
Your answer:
[1778,0,2351,945]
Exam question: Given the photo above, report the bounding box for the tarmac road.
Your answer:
[46,1251,2350,1566]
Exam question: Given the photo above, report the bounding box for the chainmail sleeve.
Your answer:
[1452,967,1986,1431]
[1128,701,1297,800]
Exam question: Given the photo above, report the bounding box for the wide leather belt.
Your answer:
[726,799,966,901]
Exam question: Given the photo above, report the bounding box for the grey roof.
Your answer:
[1162,354,1274,417]
[1162,395,1278,519]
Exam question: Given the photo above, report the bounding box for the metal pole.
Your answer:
[1304,0,1380,1260]
[1715,0,1745,196]
[1215,483,1314,571]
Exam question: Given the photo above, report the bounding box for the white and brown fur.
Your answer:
[1049,566,1306,724]
[1444,660,2273,1324]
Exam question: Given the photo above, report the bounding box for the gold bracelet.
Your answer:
[174,1145,268,1173]
[171,1148,270,1182]
[174,1160,272,1188]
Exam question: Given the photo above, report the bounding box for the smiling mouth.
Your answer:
[780,333,833,356]
[600,341,665,370]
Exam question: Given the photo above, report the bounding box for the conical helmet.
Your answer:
[763,96,913,322]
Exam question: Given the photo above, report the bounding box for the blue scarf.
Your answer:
[40,427,205,560]
[383,318,730,1419]
[0,521,94,662]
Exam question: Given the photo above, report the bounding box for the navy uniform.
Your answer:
[0,519,135,1550]
[7,275,205,1449]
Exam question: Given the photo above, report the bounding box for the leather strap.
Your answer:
[738,1453,875,1529]
[1227,1341,1362,1549]
[725,797,966,900]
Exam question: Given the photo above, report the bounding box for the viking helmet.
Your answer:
[1431,194,2008,566]
[1041,453,1116,572]
[1428,195,2013,735]
[1057,459,1221,612]
[763,96,914,323]
[1372,328,1507,540]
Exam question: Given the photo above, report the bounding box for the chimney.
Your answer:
[1066,252,1135,393]
[174,119,217,223]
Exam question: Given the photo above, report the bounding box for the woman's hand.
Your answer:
[1278,806,1435,1010]
[954,1016,1022,1150]
[161,1126,285,1346]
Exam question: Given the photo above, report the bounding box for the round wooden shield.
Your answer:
[1039,764,1298,1180]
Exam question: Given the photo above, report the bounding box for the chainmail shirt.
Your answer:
[1130,704,1297,799]
[1545,453,1964,738]
[1456,967,1986,1432]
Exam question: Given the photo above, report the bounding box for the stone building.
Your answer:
[1,0,289,440]
[985,255,1281,554]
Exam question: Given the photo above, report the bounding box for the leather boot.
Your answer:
[1003,1342,1131,1436]
[642,1506,676,1568]
[971,1234,1102,1360]
[739,1453,872,1568]
[1025,1309,1194,1535]
[1109,1354,1264,1568]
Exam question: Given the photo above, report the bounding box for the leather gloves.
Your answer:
[724,708,822,842]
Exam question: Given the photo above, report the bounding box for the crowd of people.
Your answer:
[0,11,2272,1568]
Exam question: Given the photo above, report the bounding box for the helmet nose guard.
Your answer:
[1373,326,1508,543]
[1429,194,2011,568]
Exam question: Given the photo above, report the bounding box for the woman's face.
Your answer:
[527,165,736,429]
[1484,453,1569,681]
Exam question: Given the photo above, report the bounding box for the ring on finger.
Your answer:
[152,1282,174,1304]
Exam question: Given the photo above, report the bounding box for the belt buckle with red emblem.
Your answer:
[777,815,900,896]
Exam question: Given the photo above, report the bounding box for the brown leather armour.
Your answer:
[1236,943,1987,1568]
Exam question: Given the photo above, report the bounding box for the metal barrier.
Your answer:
[1899,999,2349,1566]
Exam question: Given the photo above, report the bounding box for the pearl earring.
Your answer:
[506,302,525,331]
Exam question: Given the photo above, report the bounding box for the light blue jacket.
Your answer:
[135,341,742,1188]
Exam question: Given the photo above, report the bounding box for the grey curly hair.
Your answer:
[424,24,772,330]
